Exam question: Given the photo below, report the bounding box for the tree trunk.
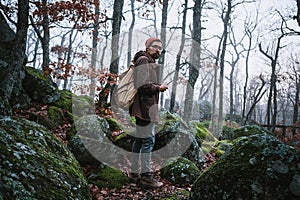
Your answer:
[259,33,284,132]
[210,65,219,134]
[90,0,100,97]
[41,0,50,71]
[183,0,202,121]
[110,0,124,74]
[0,0,29,116]
[63,29,78,90]
[293,69,299,124]
[296,0,300,27]
[242,29,253,125]
[158,0,168,108]
[127,0,135,67]
[217,0,232,138]
[170,0,188,113]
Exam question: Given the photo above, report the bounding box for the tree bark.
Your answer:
[0,0,29,116]
[259,32,284,132]
[292,60,299,125]
[183,0,202,121]
[296,0,300,27]
[90,0,100,97]
[110,0,124,74]
[127,0,135,67]
[217,0,232,137]
[170,0,188,113]
[158,0,168,108]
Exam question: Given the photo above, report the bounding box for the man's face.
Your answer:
[147,41,163,59]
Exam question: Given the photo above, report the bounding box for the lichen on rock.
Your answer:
[190,132,300,200]
[0,117,91,200]
[161,156,201,185]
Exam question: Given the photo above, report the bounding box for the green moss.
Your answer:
[0,117,91,200]
[161,157,200,185]
[232,125,271,140]
[191,121,217,144]
[25,66,47,81]
[215,140,232,157]
[162,190,190,200]
[190,134,300,199]
[190,121,218,155]
[52,90,73,112]
[48,106,63,128]
[87,164,129,189]
[105,117,123,131]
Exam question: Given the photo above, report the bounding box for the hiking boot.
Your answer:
[129,173,140,183]
[139,175,163,189]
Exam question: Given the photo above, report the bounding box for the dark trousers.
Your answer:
[131,117,155,174]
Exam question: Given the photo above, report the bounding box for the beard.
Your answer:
[151,52,161,59]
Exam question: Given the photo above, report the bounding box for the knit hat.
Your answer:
[145,37,162,48]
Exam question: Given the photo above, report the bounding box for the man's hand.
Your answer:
[159,83,168,92]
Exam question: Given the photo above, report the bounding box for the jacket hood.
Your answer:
[133,51,155,63]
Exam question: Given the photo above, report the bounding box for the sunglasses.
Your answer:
[150,45,163,50]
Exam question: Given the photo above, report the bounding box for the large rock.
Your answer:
[161,156,201,185]
[22,66,60,104]
[190,133,300,200]
[66,115,130,168]
[190,121,218,155]
[86,164,129,190]
[154,111,205,168]
[0,117,91,200]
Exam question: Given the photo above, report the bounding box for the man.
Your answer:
[129,37,168,189]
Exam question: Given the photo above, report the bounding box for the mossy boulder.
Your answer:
[27,105,64,130]
[161,157,201,185]
[232,125,271,140]
[190,121,218,155]
[87,164,129,189]
[52,89,73,112]
[190,133,300,200]
[47,105,64,128]
[153,111,205,168]
[23,66,60,104]
[9,82,31,110]
[66,115,129,169]
[0,117,91,200]
[215,140,233,157]
[162,190,190,200]
[71,95,95,117]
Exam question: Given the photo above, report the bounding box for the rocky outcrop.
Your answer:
[190,133,300,200]
[22,67,60,104]
[66,115,129,168]
[161,157,201,185]
[0,117,91,200]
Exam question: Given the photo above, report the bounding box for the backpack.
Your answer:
[113,65,137,109]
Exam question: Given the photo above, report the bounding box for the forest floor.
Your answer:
[15,103,300,199]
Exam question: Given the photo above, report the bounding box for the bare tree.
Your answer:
[258,19,287,132]
[110,0,124,74]
[0,0,29,116]
[225,23,247,122]
[216,0,232,137]
[295,0,300,26]
[288,54,300,125]
[90,0,100,97]
[30,0,49,71]
[127,0,136,67]
[170,0,188,113]
[183,0,204,121]
[244,75,267,124]
[241,11,259,125]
